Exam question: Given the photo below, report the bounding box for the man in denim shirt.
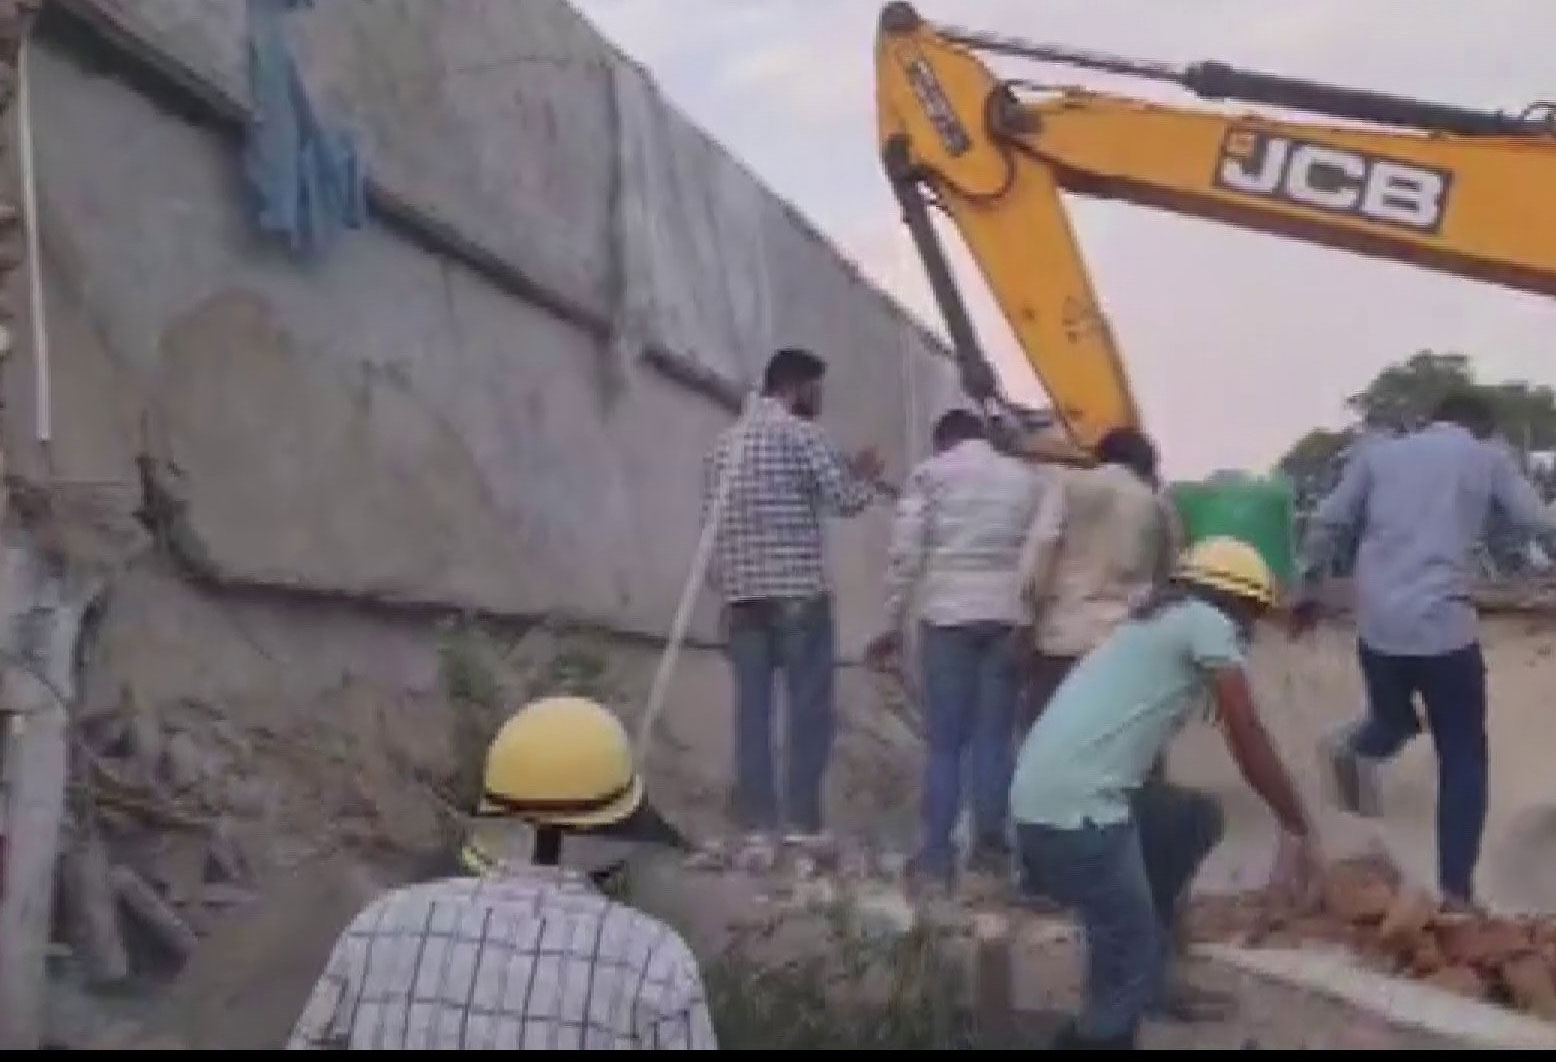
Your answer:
[1293,391,1556,907]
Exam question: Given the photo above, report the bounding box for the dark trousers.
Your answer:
[1350,640,1488,901]
[1017,650,1079,736]
[918,622,1019,872]
[1017,783,1225,1047]
[724,595,836,833]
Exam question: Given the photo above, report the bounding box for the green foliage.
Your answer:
[1281,349,1556,478]
[702,902,1032,1050]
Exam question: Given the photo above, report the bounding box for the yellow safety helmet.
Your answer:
[1175,536,1276,608]
[477,696,684,847]
[480,695,642,827]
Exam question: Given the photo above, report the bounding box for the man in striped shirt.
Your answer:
[703,348,884,836]
[287,697,716,1050]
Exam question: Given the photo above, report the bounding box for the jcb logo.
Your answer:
[1215,129,1450,234]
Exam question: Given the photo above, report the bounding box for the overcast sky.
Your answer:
[572,0,1556,477]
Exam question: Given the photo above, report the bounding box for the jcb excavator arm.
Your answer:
[876,2,1556,451]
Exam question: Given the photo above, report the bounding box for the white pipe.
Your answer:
[17,34,48,447]
[635,391,759,763]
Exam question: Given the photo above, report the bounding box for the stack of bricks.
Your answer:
[1188,854,1556,1021]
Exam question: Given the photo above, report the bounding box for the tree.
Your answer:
[1344,350,1474,429]
[1277,349,1556,578]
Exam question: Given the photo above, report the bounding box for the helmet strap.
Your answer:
[533,826,564,867]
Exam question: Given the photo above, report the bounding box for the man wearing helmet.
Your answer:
[287,697,717,1050]
[1009,536,1317,1051]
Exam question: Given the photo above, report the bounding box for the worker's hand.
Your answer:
[1286,598,1322,639]
[849,446,885,483]
[1267,829,1323,910]
[863,630,902,673]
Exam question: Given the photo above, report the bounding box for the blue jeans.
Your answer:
[1017,783,1225,1047]
[1351,640,1487,900]
[724,595,836,832]
[918,622,1018,873]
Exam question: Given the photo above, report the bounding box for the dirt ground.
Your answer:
[45,613,1556,1049]
[1177,615,1556,913]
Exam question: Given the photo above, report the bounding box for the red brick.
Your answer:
[1438,917,1535,968]
[1500,954,1556,1020]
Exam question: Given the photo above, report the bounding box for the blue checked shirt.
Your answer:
[702,397,876,603]
[1299,422,1556,655]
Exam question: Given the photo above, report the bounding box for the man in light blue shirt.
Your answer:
[1012,537,1315,1050]
[1293,391,1556,907]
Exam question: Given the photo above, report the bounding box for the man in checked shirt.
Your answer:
[287,696,717,1050]
[703,347,884,839]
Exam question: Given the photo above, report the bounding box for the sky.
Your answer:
[572,0,1556,477]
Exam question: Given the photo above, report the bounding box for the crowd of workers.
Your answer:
[287,348,1553,1050]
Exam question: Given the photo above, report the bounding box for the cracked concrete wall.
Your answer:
[9,1,961,651]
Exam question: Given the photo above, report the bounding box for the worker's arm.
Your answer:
[1018,472,1067,609]
[1181,603,1311,837]
[882,463,933,635]
[1212,667,1311,838]
[793,423,876,517]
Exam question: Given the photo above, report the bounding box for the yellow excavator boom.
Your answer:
[875,2,1556,452]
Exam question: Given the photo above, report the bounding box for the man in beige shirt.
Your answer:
[1017,428,1177,733]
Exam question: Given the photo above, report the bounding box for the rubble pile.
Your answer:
[1187,854,1556,1021]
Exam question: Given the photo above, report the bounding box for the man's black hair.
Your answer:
[762,347,827,395]
[1094,427,1159,483]
[931,409,985,451]
[1431,391,1496,438]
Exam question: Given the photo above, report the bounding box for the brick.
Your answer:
[1377,888,1436,953]
[1500,954,1556,1020]
[1320,862,1396,923]
[1438,916,1534,968]
[1410,936,1446,976]
[1423,964,1490,1001]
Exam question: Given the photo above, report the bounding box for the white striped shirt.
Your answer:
[286,864,717,1050]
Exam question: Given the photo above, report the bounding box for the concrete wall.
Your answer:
[11,0,959,653]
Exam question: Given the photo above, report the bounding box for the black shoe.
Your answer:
[1053,1020,1137,1051]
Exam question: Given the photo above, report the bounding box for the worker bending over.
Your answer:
[1016,427,1177,731]
[1011,537,1316,1051]
[1293,391,1556,909]
[287,697,717,1050]
[865,409,1050,890]
[703,347,884,838]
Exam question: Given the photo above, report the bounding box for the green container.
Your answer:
[1170,473,1297,588]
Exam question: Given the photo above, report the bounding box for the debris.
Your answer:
[1320,858,1397,923]
[60,832,128,985]
[1377,888,1436,954]
[110,865,199,963]
[853,887,917,942]
[1438,917,1533,968]
[1501,954,1556,1020]
[161,730,207,793]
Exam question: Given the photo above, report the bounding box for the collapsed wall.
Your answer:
[0,0,957,1047]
